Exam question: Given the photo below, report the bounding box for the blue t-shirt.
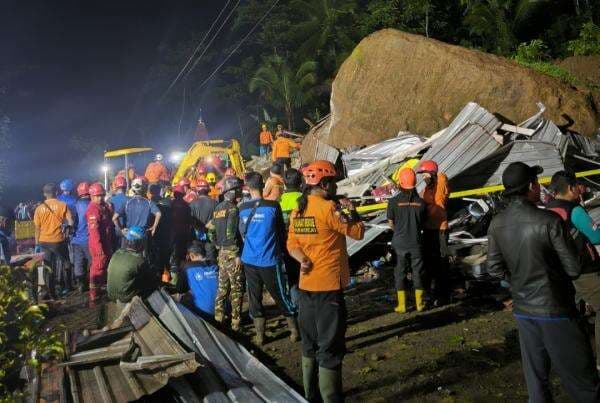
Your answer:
[122,196,159,231]
[58,193,77,217]
[180,263,219,315]
[71,198,90,246]
[238,198,284,268]
[109,193,129,228]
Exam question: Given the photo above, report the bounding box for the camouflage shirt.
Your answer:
[209,200,241,250]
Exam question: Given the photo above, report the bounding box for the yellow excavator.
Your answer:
[172,139,245,185]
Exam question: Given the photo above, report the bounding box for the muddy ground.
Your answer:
[45,266,574,402]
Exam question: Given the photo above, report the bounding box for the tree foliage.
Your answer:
[568,22,600,56]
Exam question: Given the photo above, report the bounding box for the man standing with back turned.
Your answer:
[487,162,599,402]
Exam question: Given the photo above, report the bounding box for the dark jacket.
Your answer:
[190,196,216,234]
[386,190,427,251]
[209,200,240,250]
[487,197,581,318]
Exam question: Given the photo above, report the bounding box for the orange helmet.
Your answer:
[303,160,337,186]
[195,179,209,191]
[417,160,438,174]
[397,168,416,189]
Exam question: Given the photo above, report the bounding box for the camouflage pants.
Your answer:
[214,247,244,323]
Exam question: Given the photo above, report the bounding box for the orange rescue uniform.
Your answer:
[34,198,72,243]
[287,195,365,291]
[272,137,300,161]
[420,172,449,230]
[263,175,284,201]
[259,130,274,145]
[144,161,170,183]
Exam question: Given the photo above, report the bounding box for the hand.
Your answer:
[300,256,313,273]
[234,257,242,269]
[150,227,157,237]
[338,198,355,211]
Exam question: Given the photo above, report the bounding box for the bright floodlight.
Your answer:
[170,151,184,163]
[101,164,109,173]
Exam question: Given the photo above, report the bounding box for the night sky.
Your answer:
[1,0,229,204]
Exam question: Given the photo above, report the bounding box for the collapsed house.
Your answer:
[37,290,305,402]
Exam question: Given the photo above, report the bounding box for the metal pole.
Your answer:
[125,154,130,190]
[104,158,108,191]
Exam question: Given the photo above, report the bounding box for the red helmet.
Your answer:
[113,175,127,188]
[195,179,209,191]
[225,168,236,176]
[77,182,90,197]
[417,160,438,174]
[89,182,106,197]
[303,160,337,186]
[178,177,191,187]
[397,168,416,189]
[173,185,185,195]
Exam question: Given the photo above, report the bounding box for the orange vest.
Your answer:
[272,137,298,161]
[259,130,274,145]
[420,173,449,230]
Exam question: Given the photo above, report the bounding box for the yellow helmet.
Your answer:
[206,172,217,185]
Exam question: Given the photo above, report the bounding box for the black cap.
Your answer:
[270,164,283,176]
[502,162,543,196]
[188,240,205,256]
[43,183,57,195]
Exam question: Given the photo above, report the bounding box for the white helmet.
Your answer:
[155,153,164,161]
[131,178,145,193]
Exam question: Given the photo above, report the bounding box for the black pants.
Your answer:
[516,316,600,403]
[72,243,90,279]
[245,264,294,318]
[298,289,346,369]
[423,229,449,299]
[393,248,424,290]
[39,241,71,296]
[275,157,292,171]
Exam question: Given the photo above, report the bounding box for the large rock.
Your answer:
[302,29,600,161]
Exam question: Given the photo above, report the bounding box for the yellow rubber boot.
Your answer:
[415,289,425,312]
[394,291,406,313]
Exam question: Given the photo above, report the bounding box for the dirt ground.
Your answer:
[44,266,574,403]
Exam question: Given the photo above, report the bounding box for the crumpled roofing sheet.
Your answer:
[346,213,390,257]
[147,289,306,403]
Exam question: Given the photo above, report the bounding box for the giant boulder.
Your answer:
[302,29,600,161]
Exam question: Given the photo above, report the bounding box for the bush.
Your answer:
[0,265,63,400]
[513,40,577,85]
[568,22,600,56]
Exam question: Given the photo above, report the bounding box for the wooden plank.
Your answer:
[92,366,113,403]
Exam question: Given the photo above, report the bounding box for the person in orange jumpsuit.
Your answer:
[259,123,274,157]
[86,183,114,305]
[145,153,170,184]
[272,132,300,171]
[417,160,450,306]
[287,160,364,402]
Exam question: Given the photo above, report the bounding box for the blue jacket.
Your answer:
[238,198,285,268]
[176,262,219,315]
[58,194,77,210]
[72,198,90,246]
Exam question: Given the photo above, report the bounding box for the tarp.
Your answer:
[104,147,153,158]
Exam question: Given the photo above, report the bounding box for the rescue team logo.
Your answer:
[214,209,227,219]
[293,217,318,234]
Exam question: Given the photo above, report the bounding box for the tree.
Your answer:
[249,55,318,129]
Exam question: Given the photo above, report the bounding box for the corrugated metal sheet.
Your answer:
[347,213,389,257]
[450,141,564,191]
[302,115,332,162]
[570,133,600,157]
[313,139,340,163]
[147,290,306,403]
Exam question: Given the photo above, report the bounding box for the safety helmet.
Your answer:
[125,226,145,241]
[131,178,146,193]
[222,176,243,193]
[89,182,106,197]
[173,185,185,195]
[76,182,90,197]
[59,179,75,192]
[225,168,236,177]
[397,168,417,190]
[178,177,191,187]
[206,172,217,185]
[113,175,127,189]
[196,165,207,175]
[303,160,337,186]
[155,153,163,161]
[195,179,210,191]
[417,160,438,174]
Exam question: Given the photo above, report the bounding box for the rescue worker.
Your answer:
[263,164,285,201]
[144,153,170,185]
[487,162,599,402]
[196,164,207,180]
[176,241,219,317]
[107,226,157,306]
[0,205,14,264]
[206,172,220,200]
[190,179,217,262]
[113,177,161,241]
[287,160,364,402]
[171,185,192,271]
[86,183,114,305]
[208,176,244,331]
[387,168,427,313]
[280,168,303,224]
[107,175,128,248]
[239,172,298,346]
[148,184,172,275]
[216,168,236,194]
[272,132,300,170]
[58,178,77,211]
[259,123,274,157]
[34,183,74,298]
[72,182,91,292]
[417,160,450,305]
[547,171,600,371]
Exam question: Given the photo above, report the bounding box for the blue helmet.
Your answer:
[59,179,75,192]
[125,226,145,242]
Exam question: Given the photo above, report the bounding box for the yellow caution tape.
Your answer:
[355,168,600,214]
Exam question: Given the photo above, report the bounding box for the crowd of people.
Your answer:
[1,127,600,401]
